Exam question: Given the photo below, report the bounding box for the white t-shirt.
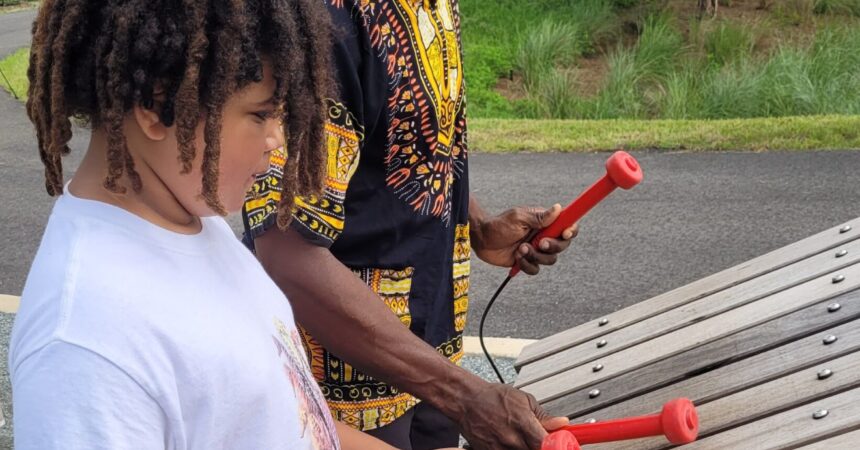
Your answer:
[9,190,340,450]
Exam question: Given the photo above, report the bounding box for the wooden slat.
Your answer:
[516,239,860,387]
[547,290,860,418]
[795,429,860,449]
[522,265,860,403]
[680,387,860,449]
[691,352,860,444]
[516,218,860,368]
[585,350,860,450]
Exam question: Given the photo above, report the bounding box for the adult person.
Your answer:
[243,1,578,448]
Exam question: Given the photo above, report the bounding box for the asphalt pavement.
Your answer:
[0,9,34,60]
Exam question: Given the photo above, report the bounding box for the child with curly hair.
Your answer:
[7,1,450,449]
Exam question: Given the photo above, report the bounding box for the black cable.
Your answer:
[479,274,512,384]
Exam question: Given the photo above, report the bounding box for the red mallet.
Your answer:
[542,430,582,450]
[541,398,700,450]
[510,150,644,277]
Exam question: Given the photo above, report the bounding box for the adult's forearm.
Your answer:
[254,227,484,421]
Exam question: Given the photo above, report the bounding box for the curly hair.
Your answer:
[27,0,333,219]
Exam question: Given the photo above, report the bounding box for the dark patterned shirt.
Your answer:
[243,0,470,431]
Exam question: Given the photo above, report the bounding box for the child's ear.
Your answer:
[132,103,168,141]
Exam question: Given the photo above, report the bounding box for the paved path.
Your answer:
[0,9,35,59]
[467,150,860,339]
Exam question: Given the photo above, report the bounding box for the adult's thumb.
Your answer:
[535,204,562,229]
[541,416,569,432]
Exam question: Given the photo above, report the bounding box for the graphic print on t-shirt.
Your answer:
[272,319,340,450]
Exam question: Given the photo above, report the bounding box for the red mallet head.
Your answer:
[605,150,643,190]
[541,430,582,450]
[662,398,699,444]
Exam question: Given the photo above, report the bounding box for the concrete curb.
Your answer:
[462,336,536,359]
[0,295,18,314]
[0,295,534,358]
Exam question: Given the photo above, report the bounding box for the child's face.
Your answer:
[148,62,282,216]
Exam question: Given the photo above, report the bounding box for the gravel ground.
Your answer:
[0,313,13,449]
[460,354,518,384]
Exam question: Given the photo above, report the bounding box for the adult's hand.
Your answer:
[457,380,568,450]
[471,203,578,276]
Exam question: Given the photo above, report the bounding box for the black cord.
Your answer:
[479,274,512,384]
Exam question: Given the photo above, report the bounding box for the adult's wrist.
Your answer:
[426,363,488,423]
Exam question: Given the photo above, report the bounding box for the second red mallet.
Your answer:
[542,398,700,450]
[510,150,644,277]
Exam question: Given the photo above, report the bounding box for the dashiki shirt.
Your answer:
[242,0,470,432]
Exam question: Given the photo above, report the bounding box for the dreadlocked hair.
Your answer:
[27,0,334,219]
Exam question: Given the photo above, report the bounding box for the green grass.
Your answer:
[660,71,700,119]
[462,0,860,122]
[469,115,860,152]
[0,0,38,14]
[703,21,756,67]
[515,20,585,92]
[694,25,860,118]
[591,14,685,119]
[3,2,857,153]
[0,48,29,100]
[633,14,685,82]
[513,20,860,121]
[815,0,860,16]
[530,68,581,119]
[774,0,817,25]
[460,0,619,118]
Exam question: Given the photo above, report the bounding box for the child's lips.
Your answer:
[251,154,271,179]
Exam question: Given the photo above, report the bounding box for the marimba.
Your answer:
[516,218,860,449]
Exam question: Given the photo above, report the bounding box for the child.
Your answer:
[8,1,452,449]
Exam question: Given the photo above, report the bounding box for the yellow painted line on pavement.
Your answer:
[0,294,20,314]
[463,336,538,359]
[0,295,536,359]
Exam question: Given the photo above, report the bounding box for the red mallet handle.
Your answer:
[510,151,643,277]
[541,398,699,450]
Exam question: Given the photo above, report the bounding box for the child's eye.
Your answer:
[252,110,274,122]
